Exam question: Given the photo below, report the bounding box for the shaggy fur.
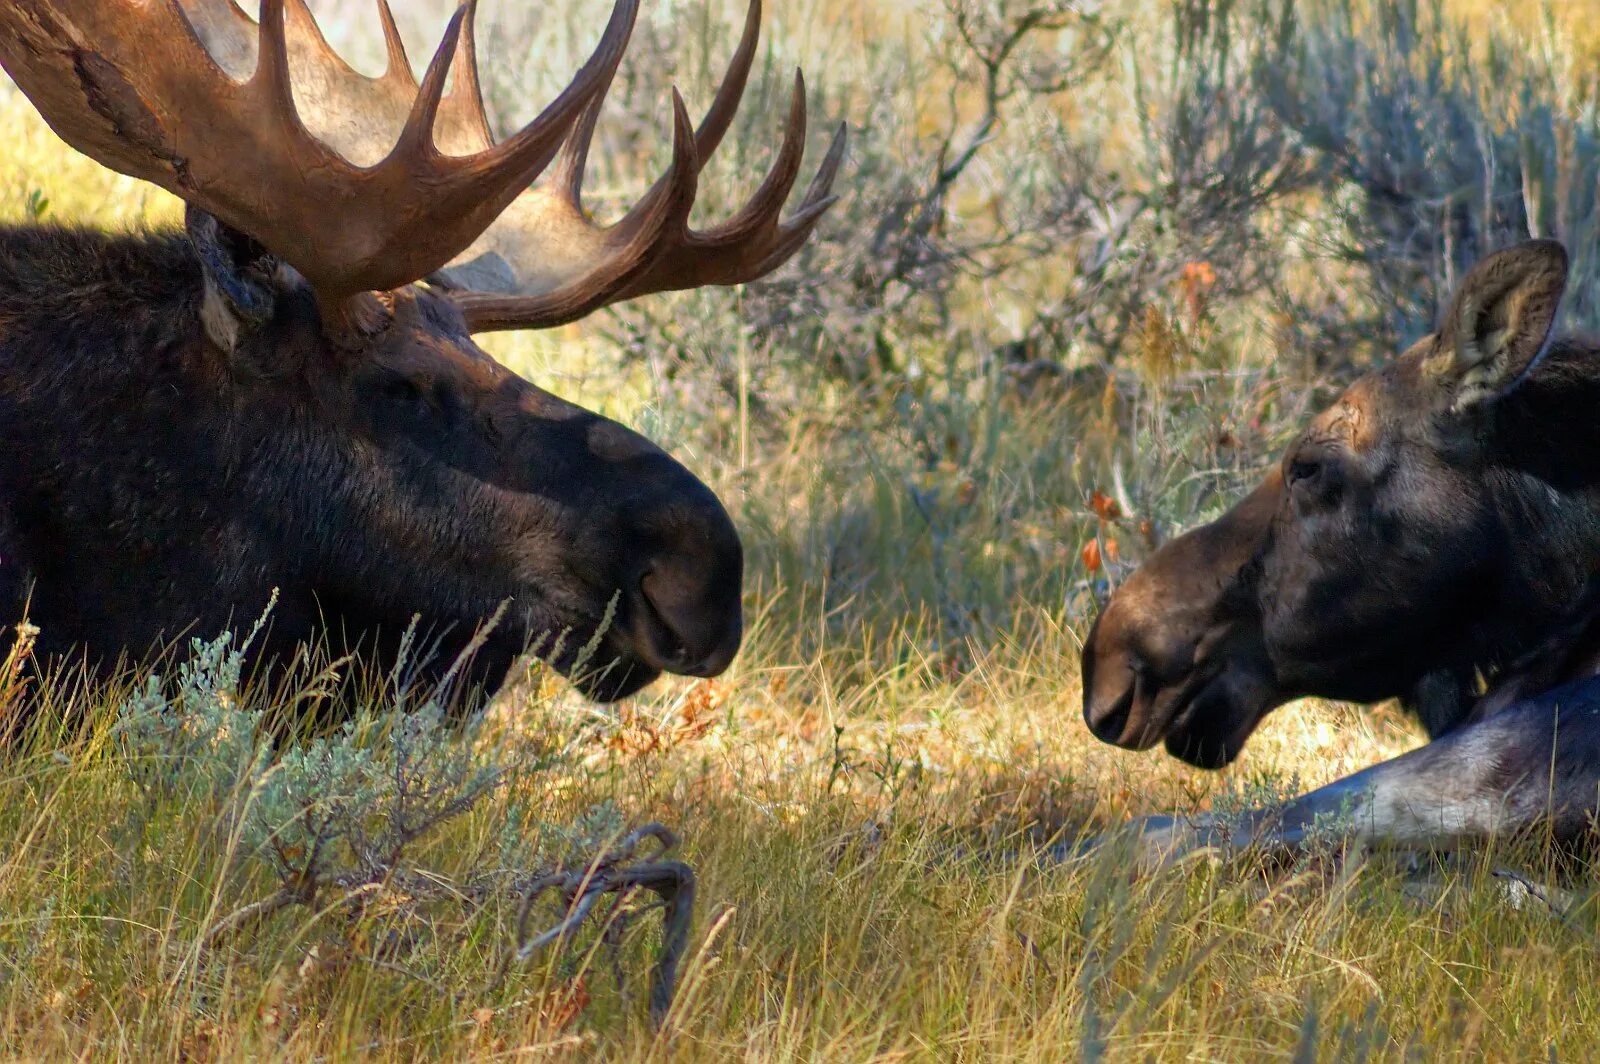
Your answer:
[0,222,743,705]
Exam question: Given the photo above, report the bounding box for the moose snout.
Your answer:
[638,563,742,676]
[629,498,745,678]
[1081,592,1209,750]
[1081,620,1158,748]
[1081,571,1288,767]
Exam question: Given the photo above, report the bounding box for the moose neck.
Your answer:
[1475,336,1600,671]
[0,227,254,666]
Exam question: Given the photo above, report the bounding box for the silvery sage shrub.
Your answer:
[110,612,693,1023]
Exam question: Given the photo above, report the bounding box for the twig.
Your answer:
[201,887,305,948]
[200,818,695,1032]
[492,824,696,1029]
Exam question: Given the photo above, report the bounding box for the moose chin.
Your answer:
[0,0,844,707]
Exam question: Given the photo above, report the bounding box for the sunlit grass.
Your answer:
[1,639,1590,1060]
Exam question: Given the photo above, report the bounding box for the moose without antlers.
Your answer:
[0,0,843,704]
[1082,239,1600,865]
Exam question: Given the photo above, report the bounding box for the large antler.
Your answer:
[0,0,639,305]
[433,0,847,332]
[0,0,844,329]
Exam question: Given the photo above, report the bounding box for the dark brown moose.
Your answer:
[0,0,843,703]
[1081,239,1600,864]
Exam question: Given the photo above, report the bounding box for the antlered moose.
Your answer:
[0,0,842,703]
[1082,240,1600,865]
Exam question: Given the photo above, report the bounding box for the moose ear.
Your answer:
[186,206,281,355]
[1425,239,1569,411]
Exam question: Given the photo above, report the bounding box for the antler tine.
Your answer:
[457,0,638,192]
[745,121,847,275]
[556,0,751,208]
[695,70,808,245]
[285,0,362,80]
[787,119,848,226]
[614,90,702,238]
[438,91,702,328]
[255,0,305,126]
[634,92,702,237]
[553,92,607,207]
[745,120,847,268]
[438,0,495,151]
[547,0,632,211]
[397,6,468,154]
[442,56,848,334]
[693,0,761,163]
[374,0,416,89]
[611,103,846,298]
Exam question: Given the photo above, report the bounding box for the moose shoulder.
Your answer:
[1082,239,1600,862]
[0,0,843,703]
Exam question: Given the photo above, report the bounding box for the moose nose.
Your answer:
[1082,630,1144,746]
[1082,601,1180,749]
[1084,679,1137,745]
[637,561,743,676]
[630,491,744,677]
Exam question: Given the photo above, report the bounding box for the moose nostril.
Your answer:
[638,566,742,677]
[1082,643,1148,745]
[1085,684,1135,744]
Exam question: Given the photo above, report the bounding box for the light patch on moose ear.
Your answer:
[186,206,280,355]
[1423,239,1569,413]
[199,260,308,354]
[199,272,248,353]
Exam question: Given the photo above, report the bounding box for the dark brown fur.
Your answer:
[0,221,743,705]
[1074,241,1600,865]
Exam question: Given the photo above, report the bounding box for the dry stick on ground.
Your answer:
[197,609,697,1025]
[494,823,696,1030]
[201,822,695,1030]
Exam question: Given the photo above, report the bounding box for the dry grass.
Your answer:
[4,0,1600,1059]
[4,629,1592,1061]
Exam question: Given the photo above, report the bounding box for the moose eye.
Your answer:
[1288,457,1322,487]
[381,376,432,415]
[1287,450,1343,506]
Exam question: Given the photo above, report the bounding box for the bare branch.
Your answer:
[493,826,695,1029]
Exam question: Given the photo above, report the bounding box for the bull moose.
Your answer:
[1082,239,1600,864]
[0,0,842,703]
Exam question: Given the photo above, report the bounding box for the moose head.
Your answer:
[0,0,843,701]
[1081,240,1600,766]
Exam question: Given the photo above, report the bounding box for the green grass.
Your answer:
[6,0,1600,1059]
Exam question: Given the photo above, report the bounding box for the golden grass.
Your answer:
[3,638,1592,1061]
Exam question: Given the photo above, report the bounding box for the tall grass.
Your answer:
[3,0,1600,1059]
